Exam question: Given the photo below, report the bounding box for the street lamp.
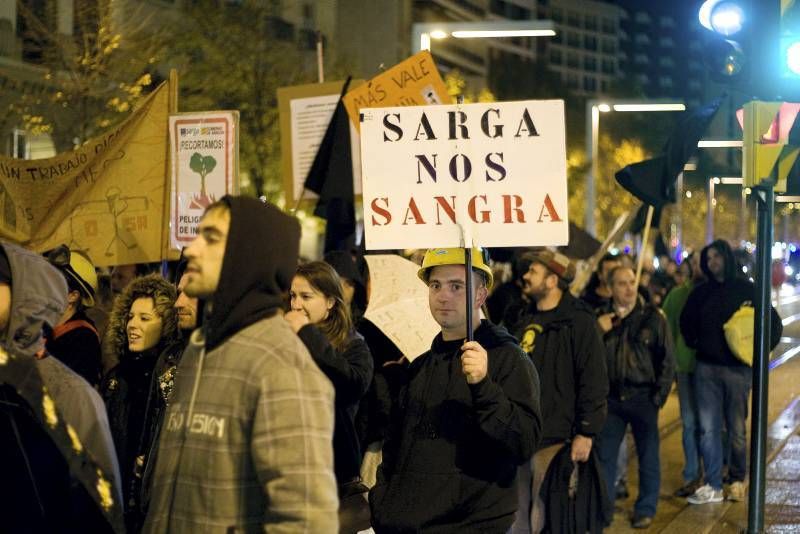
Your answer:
[585,99,686,236]
[411,20,556,54]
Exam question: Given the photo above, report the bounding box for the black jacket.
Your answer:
[540,444,612,534]
[45,310,102,388]
[297,325,373,483]
[370,320,541,533]
[681,279,781,367]
[101,343,182,531]
[511,292,608,447]
[599,299,676,407]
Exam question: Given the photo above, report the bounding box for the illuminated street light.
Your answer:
[411,21,556,54]
[698,139,743,147]
[585,99,686,236]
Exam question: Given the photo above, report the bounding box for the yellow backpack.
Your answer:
[723,302,754,366]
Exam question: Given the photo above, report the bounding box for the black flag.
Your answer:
[303,77,356,253]
[616,97,723,208]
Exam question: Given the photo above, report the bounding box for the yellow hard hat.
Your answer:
[417,247,494,290]
[47,246,98,307]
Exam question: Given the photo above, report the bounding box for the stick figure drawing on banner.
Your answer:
[66,187,149,258]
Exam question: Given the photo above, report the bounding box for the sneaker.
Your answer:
[727,481,746,502]
[687,484,724,504]
[615,481,629,500]
[674,478,702,498]
[631,515,653,529]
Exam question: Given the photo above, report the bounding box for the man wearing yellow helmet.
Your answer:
[369,247,542,532]
[45,245,102,387]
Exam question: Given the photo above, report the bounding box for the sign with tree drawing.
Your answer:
[169,111,239,249]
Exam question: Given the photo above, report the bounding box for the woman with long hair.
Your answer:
[101,274,183,533]
[284,261,374,532]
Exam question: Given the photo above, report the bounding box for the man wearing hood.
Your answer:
[369,247,541,533]
[0,241,122,533]
[680,239,782,505]
[143,197,338,533]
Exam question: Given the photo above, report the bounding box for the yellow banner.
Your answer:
[342,51,451,130]
[0,82,170,267]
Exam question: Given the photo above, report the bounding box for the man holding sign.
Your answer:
[369,247,541,533]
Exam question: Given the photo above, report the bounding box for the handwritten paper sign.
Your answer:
[342,51,450,129]
[363,254,440,360]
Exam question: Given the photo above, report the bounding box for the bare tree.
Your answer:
[10,0,166,151]
[168,1,326,199]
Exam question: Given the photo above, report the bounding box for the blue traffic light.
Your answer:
[710,2,745,35]
[785,41,800,76]
[699,0,745,36]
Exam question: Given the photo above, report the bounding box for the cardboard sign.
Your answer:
[359,100,569,249]
[169,111,238,249]
[363,254,440,360]
[277,80,363,206]
[0,82,171,266]
[343,51,450,129]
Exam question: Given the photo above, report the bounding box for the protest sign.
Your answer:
[0,82,170,266]
[277,80,363,206]
[342,51,450,130]
[169,111,238,249]
[359,100,569,249]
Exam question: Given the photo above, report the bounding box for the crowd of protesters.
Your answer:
[0,194,785,533]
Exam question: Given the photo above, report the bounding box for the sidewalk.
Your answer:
[660,396,800,534]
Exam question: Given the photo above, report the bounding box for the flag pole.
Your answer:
[634,204,655,288]
[316,31,325,83]
[291,189,306,215]
[162,69,180,269]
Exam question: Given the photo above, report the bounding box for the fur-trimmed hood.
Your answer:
[103,274,181,362]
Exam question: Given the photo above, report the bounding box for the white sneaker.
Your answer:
[727,481,746,502]
[687,484,724,504]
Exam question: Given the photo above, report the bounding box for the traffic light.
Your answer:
[781,1,800,79]
[697,1,799,100]
[698,0,750,85]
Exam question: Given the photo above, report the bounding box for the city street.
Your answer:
[607,286,800,533]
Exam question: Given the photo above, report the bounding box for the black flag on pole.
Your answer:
[303,77,356,253]
[616,97,723,209]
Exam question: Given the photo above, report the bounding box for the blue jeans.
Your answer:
[676,371,702,483]
[694,361,751,490]
[599,392,661,517]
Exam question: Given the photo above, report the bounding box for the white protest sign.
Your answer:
[289,94,362,202]
[359,100,568,249]
[169,112,238,249]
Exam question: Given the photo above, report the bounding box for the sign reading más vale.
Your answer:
[359,100,569,249]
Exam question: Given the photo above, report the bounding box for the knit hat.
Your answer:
[524,249,575,283]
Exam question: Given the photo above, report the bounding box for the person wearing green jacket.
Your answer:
[661,252,703,497]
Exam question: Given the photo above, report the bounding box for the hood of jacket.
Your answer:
[1,241,67,357]
[204,196,300,352]
[700,239,738,283]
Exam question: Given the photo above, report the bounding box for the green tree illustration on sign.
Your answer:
[189,152,216,201]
